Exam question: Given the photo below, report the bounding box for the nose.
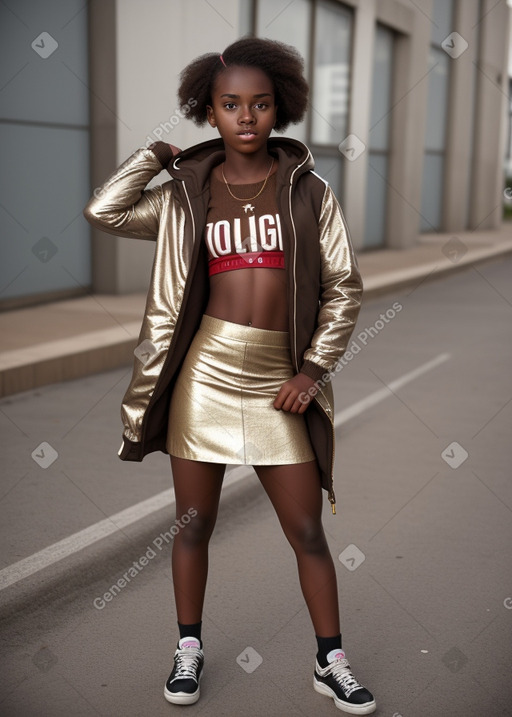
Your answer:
[239,104,255,124]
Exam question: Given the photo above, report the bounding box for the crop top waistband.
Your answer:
[208,251,285,276]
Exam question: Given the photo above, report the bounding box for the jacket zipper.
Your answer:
[288,159,336,515]
[323,403,336,514]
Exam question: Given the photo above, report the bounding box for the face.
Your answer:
[207,66,277,155]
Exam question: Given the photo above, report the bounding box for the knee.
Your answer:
[175,512,215,549]
[290,520,327,556]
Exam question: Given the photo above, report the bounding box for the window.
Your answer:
[420,0,454,231]
[239,0,254,35]
[364,24,395,248]
[310,1,353,195]
[0,0,91,307]
[256,0,311,143]
[254,0,354,201]
[311,0,352,145]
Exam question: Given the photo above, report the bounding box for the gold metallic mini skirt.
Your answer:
[166,314,315,465]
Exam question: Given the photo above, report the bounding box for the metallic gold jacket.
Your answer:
[84,137,363,513]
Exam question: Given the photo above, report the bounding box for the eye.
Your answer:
[224,102,237,110]
[254,103,268,110]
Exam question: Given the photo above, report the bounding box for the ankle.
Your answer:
[316,633,342,667]
[178,620,203,649]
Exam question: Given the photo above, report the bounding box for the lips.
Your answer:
[237,130,257,136]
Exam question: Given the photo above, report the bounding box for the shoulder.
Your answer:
[293,169,329,218]
[308,170,330,188]
[296,169,329,194]
[210,164,224,182]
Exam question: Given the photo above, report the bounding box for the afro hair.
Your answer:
[177,36,309,132]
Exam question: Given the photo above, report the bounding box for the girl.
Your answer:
[84,37,376,715]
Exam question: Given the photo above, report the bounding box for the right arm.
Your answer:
[83,142,178,240]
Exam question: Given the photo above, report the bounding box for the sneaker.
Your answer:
[164,636,204,705]
[313,648,376,714]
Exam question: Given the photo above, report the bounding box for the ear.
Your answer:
[206,105,216,128]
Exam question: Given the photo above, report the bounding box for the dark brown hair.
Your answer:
[177,36,309,132]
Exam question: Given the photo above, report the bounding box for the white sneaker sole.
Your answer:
[314,677,376,715]
[164,674,201,705]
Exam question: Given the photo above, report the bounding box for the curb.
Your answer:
[361,242,512,300]
[0,324,140,398]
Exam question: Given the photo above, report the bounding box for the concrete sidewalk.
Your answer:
[1,224,511,398]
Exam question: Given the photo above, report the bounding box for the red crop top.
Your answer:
[205,172,285,277]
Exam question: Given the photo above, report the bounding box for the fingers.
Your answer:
[296,397,310,414]
[273,385,288,411]
[279,389,298,413]
[273,383,311,414]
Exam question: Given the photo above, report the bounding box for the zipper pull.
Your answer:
[328,488,336,515]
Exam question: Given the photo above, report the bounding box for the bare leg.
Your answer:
[170,455,225,624]
[254,461,340,636]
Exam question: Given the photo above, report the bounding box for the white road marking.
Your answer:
[0,469,250,591]
[0,353,450,591]
[334,353,450,427]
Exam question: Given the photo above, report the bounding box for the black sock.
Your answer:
[178,621,203,649]
[316,633,342,667]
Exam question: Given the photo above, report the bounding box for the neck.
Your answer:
[223,146,273,183]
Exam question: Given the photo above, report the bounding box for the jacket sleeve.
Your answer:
[83,143,175,240]
[300,184,363,381]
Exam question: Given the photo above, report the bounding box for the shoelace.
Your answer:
[329,658,363,698]
[172,648,202,681]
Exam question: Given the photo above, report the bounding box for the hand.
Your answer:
[273,373,318,414]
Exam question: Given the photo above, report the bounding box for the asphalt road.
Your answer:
[0,255,511,717]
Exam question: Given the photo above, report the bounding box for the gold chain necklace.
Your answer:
[221,158,274,201]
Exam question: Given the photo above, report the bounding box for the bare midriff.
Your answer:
[205,267,288,331]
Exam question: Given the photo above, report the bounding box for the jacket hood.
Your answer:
[167,136,315,197]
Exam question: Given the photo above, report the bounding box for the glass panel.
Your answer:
[368,25,393,152]
[256,0,311,142]
[364,153,388,248]
[256,0,310,67]
[465,34,479,228]
[239,0,253,34]
[0,0,89,125]
[430,0,454,47]
[0,0,90,303]
[312,155,342,199]
[424,47,449,151]
[311,0,352,145]
[0,123,91,301]
[420,153,444,231]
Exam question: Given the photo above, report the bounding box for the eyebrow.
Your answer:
[220,93,272,99]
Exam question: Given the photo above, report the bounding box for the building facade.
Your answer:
[0,0,509,306]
